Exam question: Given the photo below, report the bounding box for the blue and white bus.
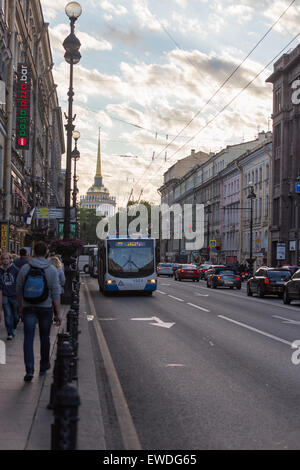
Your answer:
[98,237,157,295]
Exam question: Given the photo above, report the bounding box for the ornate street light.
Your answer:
[247,182,256,277]
[206,200,212,262]
[72,130,80,236]
[61,2,82,304]
[63,1,81,243]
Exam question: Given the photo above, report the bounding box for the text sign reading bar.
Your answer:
[16,64,32,150]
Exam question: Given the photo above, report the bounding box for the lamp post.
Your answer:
[72,130,80,236]
[247,183,256,277]
[63,2,82,242]
[206,201,212,261]
[61,2,82,304]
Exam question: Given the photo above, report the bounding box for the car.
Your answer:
[247,267,292,298]
[207,268,241,289]
[157,263,174,277]
[174,264,200,282]
[283,269,300,304]
[172,263,182,276]
[204,265,226,281]
[199,263,214,279]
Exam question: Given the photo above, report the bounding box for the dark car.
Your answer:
[283,269,300,304]
[207,268,241,289]
[247,268,291,298]
[199,263,213,280]
[204,265,226,281]
[174,264,200,282]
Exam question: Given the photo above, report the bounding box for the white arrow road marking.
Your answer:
[218,315,293,346]
[168,295,184,302]
[131,316,175,329]
[187,303,210,313]
[273,315,300,325]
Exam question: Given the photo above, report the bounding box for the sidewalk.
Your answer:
[0,286,106,450]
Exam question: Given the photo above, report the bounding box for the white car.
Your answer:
[157,263,174,277]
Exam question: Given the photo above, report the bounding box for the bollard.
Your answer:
[66,311,79,380]
[48,339,74,409]
[51,384,81,450]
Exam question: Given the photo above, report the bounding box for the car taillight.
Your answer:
[264,278,270,285]
[196,270,200,274]
[217,276,222,279]
[236,277,241,281]
[242,272,245,275]
[158,267,161,270]
[181,269,184,273]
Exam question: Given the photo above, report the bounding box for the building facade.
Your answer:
[266,44,300,266]
[0,0,65,252]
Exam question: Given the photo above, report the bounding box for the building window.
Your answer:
[274,88,282,113]
[273,198,279,226]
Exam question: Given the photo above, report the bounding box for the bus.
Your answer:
[98,237,157,295]
[88,247,98,278]
[78,244,97,273]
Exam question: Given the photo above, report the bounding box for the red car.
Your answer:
[174,264,200,282]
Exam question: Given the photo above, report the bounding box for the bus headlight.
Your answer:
[147,279,157,284]
[106,280,116,285]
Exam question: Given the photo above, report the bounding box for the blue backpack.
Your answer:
[23,267,49,304]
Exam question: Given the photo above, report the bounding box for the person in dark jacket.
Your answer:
[16,241,62,382]
[13,248,29,269]
[0,252,19,340]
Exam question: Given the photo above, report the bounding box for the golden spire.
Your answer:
[96,127,102,178]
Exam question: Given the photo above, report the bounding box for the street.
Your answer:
[84,275,300,450]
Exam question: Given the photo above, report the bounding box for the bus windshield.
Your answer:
[107,239,154,278]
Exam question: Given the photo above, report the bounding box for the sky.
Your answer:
[40,0,300,207]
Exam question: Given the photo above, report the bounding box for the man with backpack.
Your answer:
[16,241,62,382]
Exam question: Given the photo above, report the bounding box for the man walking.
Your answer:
[16,241,62,382]
[13,248,29,269]
[0,252,19,340]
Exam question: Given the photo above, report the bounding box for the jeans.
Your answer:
[2,296,18,336]
[23,307,53,373]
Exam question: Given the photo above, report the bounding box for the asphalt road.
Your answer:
[84,275,300,450]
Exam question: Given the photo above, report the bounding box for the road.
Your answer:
[83,275,300,450]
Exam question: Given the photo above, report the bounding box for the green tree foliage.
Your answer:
[79,208,103,245]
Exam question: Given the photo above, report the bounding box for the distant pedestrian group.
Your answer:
[0,242,65,382]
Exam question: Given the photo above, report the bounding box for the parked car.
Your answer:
[157,263,174,277]
[199,263,213,280]
[283,269,300,304]
[204,265,226,281]
[174,264,200,282]
[207,268,241,289]
[247,267,292,298]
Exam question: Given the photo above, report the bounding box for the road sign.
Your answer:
[209,240,216,248]
[276,243,286,260]
[296,182,300,193]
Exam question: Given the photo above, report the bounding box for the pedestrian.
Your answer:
[0,252,20,340]
[50,256,65,295]
[13,248,29,269]
[16,241,62,382]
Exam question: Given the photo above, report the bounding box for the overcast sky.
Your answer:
[40,0,300,207]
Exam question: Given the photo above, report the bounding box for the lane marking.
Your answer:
[187,302,210,313]
[84,284,142,450]
[157,290,167,295]
[168,295,184,302]
[218,315,293,347]
[131,316,175,329]
[194,293,209,297]
[273,315,300,325]
[166,364,185,367]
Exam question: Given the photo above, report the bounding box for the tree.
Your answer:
[79,208,103,245]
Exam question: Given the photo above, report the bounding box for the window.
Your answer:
[273,198,280,225]
[274,88,282,113]
[265,195,269,218]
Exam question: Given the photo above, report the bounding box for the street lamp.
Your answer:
[206,201,212,261]
[72,130,80,235]
[63,2,82,242]
[247,182,256,277]
[61,2,81,304]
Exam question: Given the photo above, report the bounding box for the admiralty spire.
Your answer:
[80,128,116,217]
